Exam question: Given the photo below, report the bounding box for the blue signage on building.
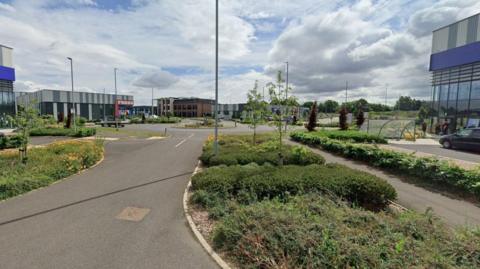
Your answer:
[430,41,480,71]
[0,65,15,81]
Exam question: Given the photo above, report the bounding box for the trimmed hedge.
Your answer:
[291,131,480,198]
[130,117,181,124]
[191,163,397,210]
[0,140,104,200]
[30,127,96,137]
[302,130,387,144]
[0,135,22,150]
[212,195,480,269]
[200,134,325,166]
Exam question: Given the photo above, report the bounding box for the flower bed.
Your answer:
[0,139,104,200]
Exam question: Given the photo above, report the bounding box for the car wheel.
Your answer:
[442,140,452,149]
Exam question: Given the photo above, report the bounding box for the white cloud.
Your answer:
[132,70,179,89]
[1,0,479,105]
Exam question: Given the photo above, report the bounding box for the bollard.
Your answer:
[164,127,167,136]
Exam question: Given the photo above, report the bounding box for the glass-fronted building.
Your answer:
[0,45,15,127]
[430,14,480,133]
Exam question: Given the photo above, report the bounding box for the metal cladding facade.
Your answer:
[16,89,134,121]
[0,45,15,118]
[429,14,480,133]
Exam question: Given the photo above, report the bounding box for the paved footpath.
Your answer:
[287,140,480,227]
[0,131,218,269]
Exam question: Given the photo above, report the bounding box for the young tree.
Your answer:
[268,70,298,165]
[245,80,268,145]
[13,103,41,163]
[306,101,317,132]
[339,107,348,130]
[356,109,365,128]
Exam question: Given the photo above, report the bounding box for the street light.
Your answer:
[214,0,219,155]
[67,57,76,132]
[114,67,118,131]
[284,61,289,132]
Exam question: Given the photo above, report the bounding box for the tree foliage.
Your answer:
[339,107,348,130]
[12,103,41,163]
[356,109,365,128]
[268,70,298,165]
[245,80,268,145]
[306,101,317,132]
[394,96,426,111]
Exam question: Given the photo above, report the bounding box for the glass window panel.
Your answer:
[439,84,449,115]
[471,80,480,99]
[458,81,471,100]
[447,83,458,115]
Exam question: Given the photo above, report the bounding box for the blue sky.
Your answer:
[0,0,479,105]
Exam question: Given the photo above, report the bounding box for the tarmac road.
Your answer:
[0,129,219,269]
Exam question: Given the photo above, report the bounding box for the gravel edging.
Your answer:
[183,161,232,269]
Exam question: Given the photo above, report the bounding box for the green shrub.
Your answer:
[0,140,104,200]
[212,195,480,269]
[200,134,325,166]
[291,131,480,199]
[0,135,22,150]
[191,163,396,210]
[30,127,96,137]
[296,130,387,144]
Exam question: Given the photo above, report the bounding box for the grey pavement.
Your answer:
[388,143,479,163]
[0,129,219,269]
[286,140,480,227]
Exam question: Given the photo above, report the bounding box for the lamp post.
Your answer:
[214,0,219,155]
[103,88,106,122]
[151,87,154,117]
[285,61,289,132]
[114,67,118,131]
[67,57,76,132]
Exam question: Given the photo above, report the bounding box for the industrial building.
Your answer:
[430,13,480,133]
[16,89,134,121]
[0,45,15,120]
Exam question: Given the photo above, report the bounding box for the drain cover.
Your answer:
[116,207,151,222]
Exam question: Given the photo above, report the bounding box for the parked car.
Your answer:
[439,128,480,151]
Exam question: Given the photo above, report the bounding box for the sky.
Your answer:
[1,0,480,105]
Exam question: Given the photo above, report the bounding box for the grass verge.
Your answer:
[0,139,104,200]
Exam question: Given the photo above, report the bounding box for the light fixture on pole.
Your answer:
[114,67,118,131]
[67,57,76,132]
[214,0,219,156]
[385,84,388,107]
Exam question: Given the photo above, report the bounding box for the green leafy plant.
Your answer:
[0,140,104,200]
[306,101,317,132]
[245,80,268,145]
[191,163,396,210]
[200,134,325,167]
[291,131,480,199]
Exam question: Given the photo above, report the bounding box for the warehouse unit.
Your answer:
[16,89,133,121]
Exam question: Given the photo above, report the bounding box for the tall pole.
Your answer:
[103,88,106,122]
[67,57,76,132]
[285,61,289,132]
[345,81,348,106]
[214,0,219,155]
[151,88,154,117]
[385,84,388,107]
[114,68,118,131]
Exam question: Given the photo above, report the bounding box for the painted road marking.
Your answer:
[116,207,151,222]
[175,133,194,148]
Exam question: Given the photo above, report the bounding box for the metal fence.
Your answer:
[361,119,417,139]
